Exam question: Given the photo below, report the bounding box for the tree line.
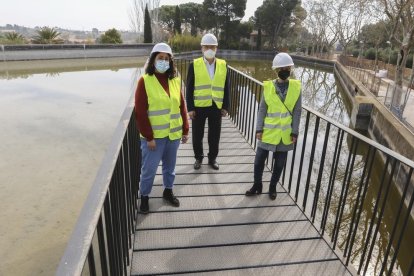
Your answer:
[0,27,123,45]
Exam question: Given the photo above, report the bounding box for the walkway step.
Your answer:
[154,172,272,185]
[149,183,285,197]
[190,260,350,275]
[131,239,342,275]
[136,205,304,229]
[174,155,255,165]
[156,163,256,174]
[135,220,318,250]
[179,142,253,150]
[177,148,254,157]
[137,194,294,213]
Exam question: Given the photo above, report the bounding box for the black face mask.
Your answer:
[278,70,290,80]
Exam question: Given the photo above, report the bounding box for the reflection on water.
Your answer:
[0,59,144,275]
[227,59,413,275]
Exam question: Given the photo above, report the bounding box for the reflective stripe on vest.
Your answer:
[262,79,301,145]
[193,57,227,109]
[142,74,183,140]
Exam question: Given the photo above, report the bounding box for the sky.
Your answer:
[0,0,263,31]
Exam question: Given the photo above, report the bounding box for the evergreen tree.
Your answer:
[174,6,182,35]
[180,3,203,36]
[144,4,153,43]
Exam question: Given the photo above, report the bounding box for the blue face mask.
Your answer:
[155,60,170,73]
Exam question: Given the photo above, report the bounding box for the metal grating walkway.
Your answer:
[131,118,352,275]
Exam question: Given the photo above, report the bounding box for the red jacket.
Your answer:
[135,72,189,141]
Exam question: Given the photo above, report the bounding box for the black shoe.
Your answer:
[140,196,149,214]
[269,185,277,200]
[208,160,219,170]
[245,183,263,196]
[194,159,202,170]
[163,188,180,207]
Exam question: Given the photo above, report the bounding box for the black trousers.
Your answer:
[192,106,222,162]
[254,147,287,187]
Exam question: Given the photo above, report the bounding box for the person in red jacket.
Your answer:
[135,43,189,214]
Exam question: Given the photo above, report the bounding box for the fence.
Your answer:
[56,93,141,276]
[224,63,414,275]
[56,57,414,276]
[338,55,414,131]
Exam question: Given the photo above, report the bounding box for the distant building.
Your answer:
[249,30,268,48]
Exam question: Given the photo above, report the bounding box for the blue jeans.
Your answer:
[254,147,287,187]
[140,137,180,196]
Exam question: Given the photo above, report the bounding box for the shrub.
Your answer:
[99,28,123,44]
[169,34,201,53]
[352,49,359,58]
[364,48,376,60]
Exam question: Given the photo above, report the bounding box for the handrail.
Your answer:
[223,61,414,275]
[56,91,140,275]
[301,105,414,168]
[227,63,414,168]
[57,56,414,276]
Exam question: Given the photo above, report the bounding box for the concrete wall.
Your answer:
[335,62,414,207]
[1,44,154,61]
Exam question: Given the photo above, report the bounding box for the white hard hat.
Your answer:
[151,43,173,56]
[272,52,294,69]
[201,33,218,46]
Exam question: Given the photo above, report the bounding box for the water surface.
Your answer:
[0,58,144,275]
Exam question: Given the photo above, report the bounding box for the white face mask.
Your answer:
[155,60,170,73]
[204,49,216,59]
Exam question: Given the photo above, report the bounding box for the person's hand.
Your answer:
[188,111,196,120]
[221,109,228,117]
[181,135,189,144]
[291,136,297,144]
[147,139,156,150]
[256,132,262,141]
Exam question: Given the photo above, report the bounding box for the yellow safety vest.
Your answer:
[262,79,301,145]
[142,74,183,140]
[193,57,227,109]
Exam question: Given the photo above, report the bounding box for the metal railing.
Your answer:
[338,55,414,131]
[57,56,414,276]
[225,64,414,276]
[56,92,141,276]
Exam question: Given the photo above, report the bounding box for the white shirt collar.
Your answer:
[203,56,216,65]
[203,57,216,79]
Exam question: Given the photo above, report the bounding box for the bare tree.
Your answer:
[334,0,373,55]
[378,0,414,112]
[304,0,338,57]
[128,0,161,42]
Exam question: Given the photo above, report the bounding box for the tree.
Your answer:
[129,0,161,42]
[174,6,182,34]
[334,0,373,55]
[379,0,414,111]
[157,5,176,33]
[32,27,63,44]
[4,32,25,44]
[304,0,338,56]
[202,0,247,47]
[99,28,123,44]
[254,0,299,48]
[144,4,153,43]
[358,20,390,71]
[180,2,203,36]
[281,3,307,50]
